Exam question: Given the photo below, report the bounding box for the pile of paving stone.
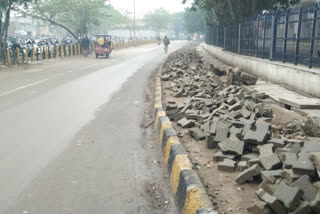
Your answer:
[161,46,320,214]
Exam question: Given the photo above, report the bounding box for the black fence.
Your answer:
[205,3,320,68]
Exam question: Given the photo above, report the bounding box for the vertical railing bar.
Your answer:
[224,27,227,49]
[270,14,277,60]
[283,9,289,63]
[255,18,259,57]
[238,23,241,54]
[262,15,267,59]
[309,3,318,68]
[295,7,302,65]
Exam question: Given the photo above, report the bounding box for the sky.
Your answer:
[110,0,191,17]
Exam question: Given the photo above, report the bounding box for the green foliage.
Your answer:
[186,0,300,24]
[184,7,205,34]
[172,12,186,39]
[0,1,8,12]
[1,0,31,12]
[89,6,127,33]
[144,8,173,35]
[32,0,109,36]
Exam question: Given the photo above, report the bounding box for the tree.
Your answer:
[184,0,300,25]
[89,6,126,34]
[143,8,173,36]
[172,12,186,39]
[13,0,109,40]
[0,0,32,60]
[120,11,134,38]
[184,7,205,34]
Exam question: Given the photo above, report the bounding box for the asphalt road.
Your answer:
[0,42,185,214]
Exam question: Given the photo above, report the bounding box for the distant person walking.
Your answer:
[82,35,90,57]
[163,36,170,54]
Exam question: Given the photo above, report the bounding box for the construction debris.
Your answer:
[160,45,319,214]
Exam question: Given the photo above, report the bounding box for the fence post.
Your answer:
[282,10,289,63]
[17,48,20,64]
[255,18,259,57]
[32,48,35,62]
[294,7,302,65]
[45,47,48,60]
[50,47,54,59]
[270,15,277,60]
[40,47,42,60]
[238,23,241,54]
[216,26,219,46]
[224,27,227,49]
[25,47,28,63]
[37,47,39,62]
[210,27,213,45]
[309,3,318,68]
[66,45,69,57]
[60,45,63,58]
[262,15,267,59]
[7,48,11,65]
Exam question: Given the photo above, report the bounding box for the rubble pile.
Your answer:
[161,46,320,214]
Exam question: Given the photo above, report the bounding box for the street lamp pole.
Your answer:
[134,0,136,46]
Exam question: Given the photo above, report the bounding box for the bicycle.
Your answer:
[164,45,168,54]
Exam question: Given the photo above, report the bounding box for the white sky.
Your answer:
[110,0,190,17]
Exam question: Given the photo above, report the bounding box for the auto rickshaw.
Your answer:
[94,35,112,58]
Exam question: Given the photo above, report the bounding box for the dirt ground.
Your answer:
[160,48,306,214]
[141,68,178,214]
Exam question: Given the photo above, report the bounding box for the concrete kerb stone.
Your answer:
[183,186,214,214]
[164,136,181,165]
[158,117,172,144]
[161,128,178,150]
[170,155,193,196]
[175,170,203,213]
[154,104,163,117]
[153,76,216,214]
[167,144,188,176]
[155,91,162,97]
[154,103,162,116]
[155,95,162,102]
[154,110,166,131]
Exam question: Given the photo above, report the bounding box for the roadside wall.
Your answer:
[201,43,320,98]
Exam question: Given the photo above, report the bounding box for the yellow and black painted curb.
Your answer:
[153,76,217,214]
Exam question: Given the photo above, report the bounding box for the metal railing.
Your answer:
[205,3,320,68]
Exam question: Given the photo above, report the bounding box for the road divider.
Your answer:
[153,76,217,214]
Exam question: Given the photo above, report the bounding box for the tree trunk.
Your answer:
[0,12,3,59]
[1,0,13,60]
[226,0,237,22]
[0,12,2,38]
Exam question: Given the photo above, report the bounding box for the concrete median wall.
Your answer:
[201,43,320,98]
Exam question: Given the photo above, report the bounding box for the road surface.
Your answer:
[0,42,185,214]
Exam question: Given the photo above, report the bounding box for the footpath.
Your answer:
[155,43,320,214]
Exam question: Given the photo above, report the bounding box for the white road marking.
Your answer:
[142,47,159,53]
[0,79,49,97]
[25,69,41,73]
[85,63,100,68]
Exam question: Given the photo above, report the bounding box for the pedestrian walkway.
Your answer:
[253,80,320,117]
